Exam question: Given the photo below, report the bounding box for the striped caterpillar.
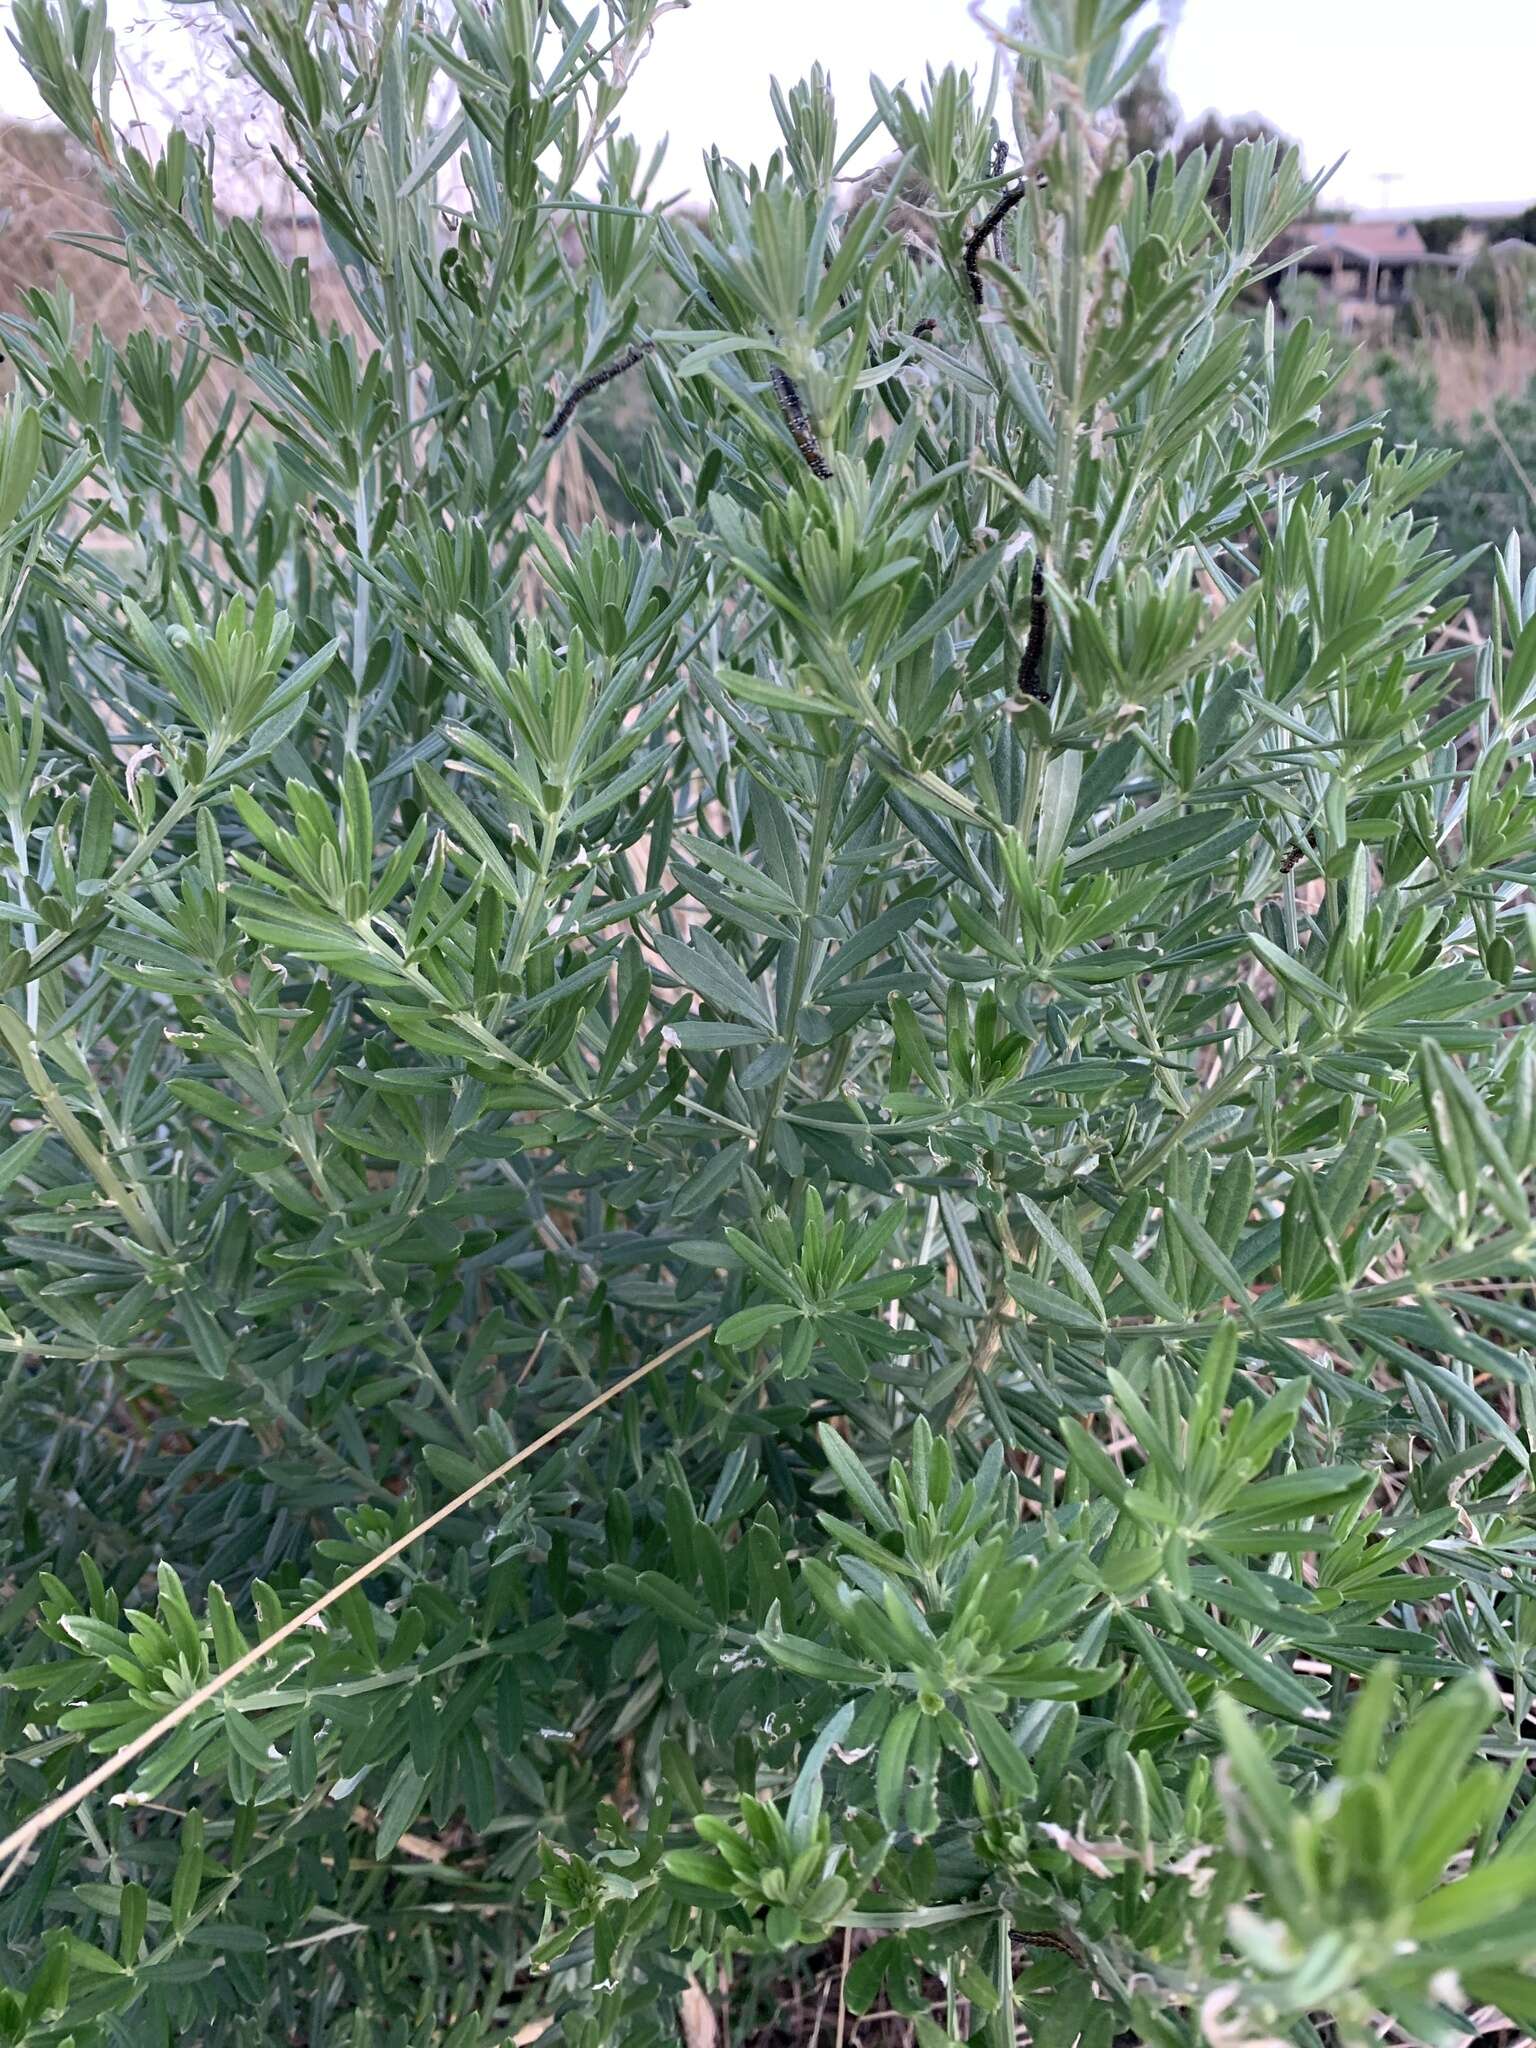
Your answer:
[1016,1930,1082,1962]
[963,182,1028,305]
[912,316,938,340]
[1015,557,1051,704]
[769,366,833,480]
[1279,840,1307,874]
[543,341,654,440]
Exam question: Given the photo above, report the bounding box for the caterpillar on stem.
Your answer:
[769,366,833,480]
[963,182,1027,305]
[988,142,1011,256]
[543,341,654,439]
[1015,557,1051,705]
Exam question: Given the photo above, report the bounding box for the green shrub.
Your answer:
[2,2,1536,2044]
[1309,346,1536,621]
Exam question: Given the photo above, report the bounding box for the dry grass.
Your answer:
[0,120,136,324]
[1335,262,1536,435]
[1410,324,1536,432]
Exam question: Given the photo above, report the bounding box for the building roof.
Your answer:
[1295,218,1429,260]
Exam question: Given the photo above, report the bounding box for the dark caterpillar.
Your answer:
[1279,829,1326,876]
[1015,557,1051,704]
[988,143,1010,256]
[963,182,1028,305]
[912,316,938,340]
[769,365,833,480]
[543,341,654,439]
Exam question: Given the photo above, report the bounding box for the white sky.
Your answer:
[2,0,1533,214]
[1166,0,1536,211]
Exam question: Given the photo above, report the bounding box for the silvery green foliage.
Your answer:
[2,1,1536,2043]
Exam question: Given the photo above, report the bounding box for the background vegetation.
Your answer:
[0,3,1535,2046]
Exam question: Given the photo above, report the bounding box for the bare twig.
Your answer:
[833,1922,853,2048]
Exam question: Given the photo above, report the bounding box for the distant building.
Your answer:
[1272,218,1460,328]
